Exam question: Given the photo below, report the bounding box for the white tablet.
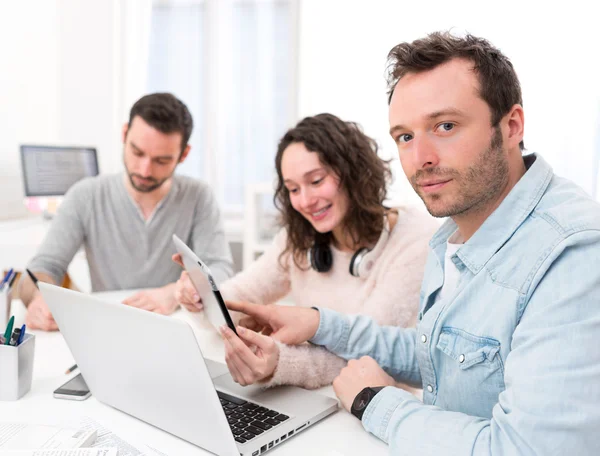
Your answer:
[172,234,237,334]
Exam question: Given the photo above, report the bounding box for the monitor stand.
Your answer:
[42,209,55,220]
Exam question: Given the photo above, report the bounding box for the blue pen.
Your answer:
[0,268,14,288]
[16,324,26,345]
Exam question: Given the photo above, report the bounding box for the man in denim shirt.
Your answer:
[222,32,600,454]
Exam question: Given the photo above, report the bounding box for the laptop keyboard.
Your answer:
[217,391,289,444]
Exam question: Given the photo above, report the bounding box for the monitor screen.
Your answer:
[20,145,99,197]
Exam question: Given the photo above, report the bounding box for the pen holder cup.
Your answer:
[0,333,35,401]
[0,287,12,330]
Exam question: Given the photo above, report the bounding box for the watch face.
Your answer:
[355,390,371,411]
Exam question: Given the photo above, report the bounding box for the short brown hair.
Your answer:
[129,93,193,154]
[274,113,391,268]
[386,31,524,149]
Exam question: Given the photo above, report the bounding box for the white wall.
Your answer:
[0,0,124,199]
[297,0,600,205]
[57,0,123,175]
[0,0,60,191]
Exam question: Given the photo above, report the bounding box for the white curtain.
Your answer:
[118,0,153,127]
[146,0,295,212]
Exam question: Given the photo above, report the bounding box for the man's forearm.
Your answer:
[19,271,55,307]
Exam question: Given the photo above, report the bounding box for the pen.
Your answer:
[26,269,39,289]
[1,271,16,293]
[9,328,20,346]
[7,272,17,289]
[16,324,26,345]
[65,363,78,374]
[3,315,14,345]
[0,268,14,288]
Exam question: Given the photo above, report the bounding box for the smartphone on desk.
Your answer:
[53,373,91,400]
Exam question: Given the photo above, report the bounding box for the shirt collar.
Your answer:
[429,154,554,274]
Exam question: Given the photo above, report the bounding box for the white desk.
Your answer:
[4,294,389,456]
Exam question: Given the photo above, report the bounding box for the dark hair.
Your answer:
[128,93,193,154]
[274,113,391,268]
[386,31,524,149]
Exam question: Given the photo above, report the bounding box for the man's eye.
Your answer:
[437,122,455,132]
[397,134,413,144]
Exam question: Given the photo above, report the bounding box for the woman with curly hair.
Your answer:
[174,113,438,389]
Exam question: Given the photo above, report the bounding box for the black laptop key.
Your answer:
[256,407,269,414]
[274,414,289,422]
[244,403,259,410]
[265,410,278,417]
[232,428,244,436]
[265,418,280,427]
[242,432,256,440]
[241,417,254,424]
[251,421,272,431]
[246,425,264,435]
[231,413,244,420]
[217,391,248,406]
[228,418,238,425]
[236,421,250,429]
[235,437,246,443]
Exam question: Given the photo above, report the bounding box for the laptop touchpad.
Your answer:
[205,359,229,379]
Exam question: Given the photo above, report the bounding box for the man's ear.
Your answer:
[122,123,129,144]
[505,104,524,151]
[179,144,191,164]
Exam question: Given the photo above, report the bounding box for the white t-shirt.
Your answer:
[435,230,464,304]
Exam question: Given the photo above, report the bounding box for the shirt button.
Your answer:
[421,334,427,343]
[459,354,465,363]
[427,385,433,393]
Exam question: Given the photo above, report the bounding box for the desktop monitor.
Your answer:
[20,145,99,197]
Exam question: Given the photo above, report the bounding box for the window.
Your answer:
[147,0,298,215]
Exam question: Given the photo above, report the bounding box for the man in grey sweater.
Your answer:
[19,93,234,331]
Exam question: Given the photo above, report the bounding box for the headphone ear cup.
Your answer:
[349,247,369,277]
[310,244,333,273]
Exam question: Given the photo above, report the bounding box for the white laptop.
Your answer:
[40,284,338,456]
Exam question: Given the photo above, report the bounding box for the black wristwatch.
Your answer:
[351,386,385,421]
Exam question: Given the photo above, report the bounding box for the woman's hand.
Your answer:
[220,326,280,386]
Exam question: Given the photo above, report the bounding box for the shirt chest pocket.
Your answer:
[434,327,505,418]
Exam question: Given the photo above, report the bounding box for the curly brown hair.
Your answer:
[274,113,391,269]
[386,31,524,149]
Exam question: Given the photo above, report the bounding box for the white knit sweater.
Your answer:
[220,205,439,389]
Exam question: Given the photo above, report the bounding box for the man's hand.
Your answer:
[173,271,203,313]
[172,253,184,268]
[333,356,396,412]
[122,283,179,315]
[220,325,279,386]
[25,293,58,331]
[225,300,321,346]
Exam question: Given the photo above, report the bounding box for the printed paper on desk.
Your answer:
[0,423,96,450]
[0,449,117,456]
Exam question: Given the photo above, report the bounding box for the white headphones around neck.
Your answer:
[307,216,391,278]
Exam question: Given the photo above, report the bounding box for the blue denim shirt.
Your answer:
[311,154,600,455]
